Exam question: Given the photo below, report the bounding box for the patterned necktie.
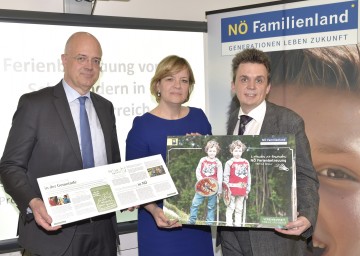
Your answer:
[78,96,95,168]
[238,115,253,135]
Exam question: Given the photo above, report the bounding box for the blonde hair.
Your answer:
[205,140,221,153]
[229,140,247,153]
[150,55,195,103]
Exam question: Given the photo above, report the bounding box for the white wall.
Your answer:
[0,0,281,21]
[0,0,282,255]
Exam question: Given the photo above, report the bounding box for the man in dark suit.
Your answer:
[219,48,319,256]
[0,32,121,256]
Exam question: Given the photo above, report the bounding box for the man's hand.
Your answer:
[275,215,311,236]
[29,198,62,231]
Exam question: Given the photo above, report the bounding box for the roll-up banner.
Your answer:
[207,0,360,255]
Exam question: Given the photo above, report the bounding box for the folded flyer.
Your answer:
[38,154,178,226]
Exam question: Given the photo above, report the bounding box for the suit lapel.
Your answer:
[260,102,279,135]
[53,82,83,166]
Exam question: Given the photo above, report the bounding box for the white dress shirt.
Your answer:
[63,80,107,167]
[233,100,267,136]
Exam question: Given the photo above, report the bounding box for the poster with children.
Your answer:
[165,135,297,228]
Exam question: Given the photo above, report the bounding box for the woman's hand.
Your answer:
[126,205,140,212]
[185,132,201,136]
[145,203,181,228]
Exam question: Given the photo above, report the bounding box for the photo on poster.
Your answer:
[165,135,297,228]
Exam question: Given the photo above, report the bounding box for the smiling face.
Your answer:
[156,68,190,106]
[232,63,271,114]
[269,85,360,256]
[61,32,102,95]
[207,146,218,159]
[232,146,243,159]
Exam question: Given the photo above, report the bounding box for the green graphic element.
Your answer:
[259,216,288,228]
[91,185,117,212]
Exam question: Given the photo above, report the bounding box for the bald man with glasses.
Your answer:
[0,32,121,256]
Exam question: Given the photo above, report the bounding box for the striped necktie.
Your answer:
[238,115,253,135]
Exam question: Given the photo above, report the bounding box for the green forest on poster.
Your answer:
[165,134,296,228]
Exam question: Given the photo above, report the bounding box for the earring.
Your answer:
[157,91,161,97]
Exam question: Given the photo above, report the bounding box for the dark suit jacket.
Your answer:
[225,101,319,256]
[0,81,121,255]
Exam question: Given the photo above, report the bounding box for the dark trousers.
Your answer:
[220,228,253,256]
[23,217,117,256]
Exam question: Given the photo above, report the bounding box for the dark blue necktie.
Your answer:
[79,96,94,168]
[238,115,253,135]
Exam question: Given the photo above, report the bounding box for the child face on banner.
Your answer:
[232,146,243,159]
[207,146,218,159]
[269,85,360,256]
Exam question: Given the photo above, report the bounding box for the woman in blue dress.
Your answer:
[126,55,214,256]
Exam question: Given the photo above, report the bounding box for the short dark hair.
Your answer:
[231,48,271,83]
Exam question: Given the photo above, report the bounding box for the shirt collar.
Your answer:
[238,100,267,122]
[62,79,91,103]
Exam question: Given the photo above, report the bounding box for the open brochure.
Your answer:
[37,154,178,226]
[165,135,297,229]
